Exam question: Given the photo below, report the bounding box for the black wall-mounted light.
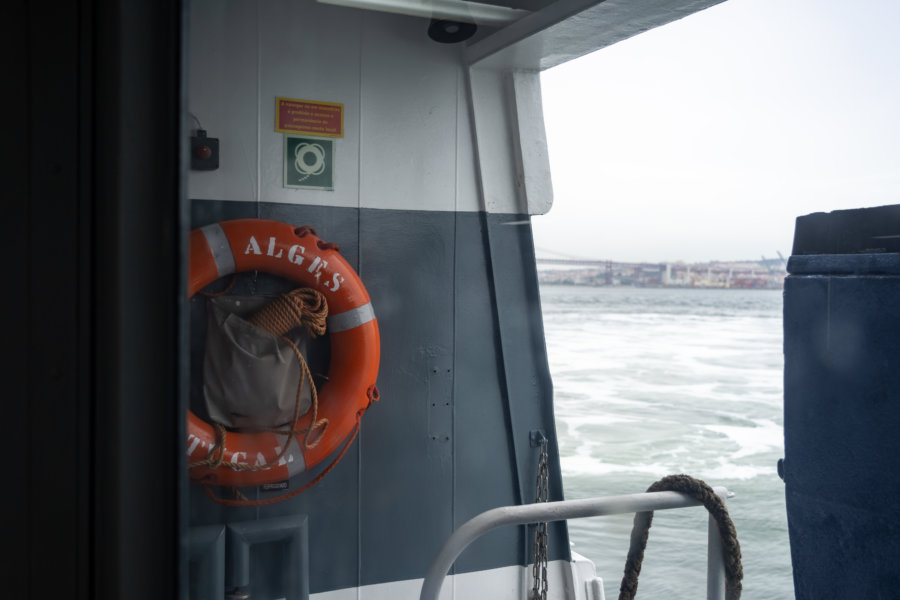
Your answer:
[428,18,477,43]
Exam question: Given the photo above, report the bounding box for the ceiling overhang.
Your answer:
[466,0,729,70]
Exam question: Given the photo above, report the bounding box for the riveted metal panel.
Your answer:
[188,201,568,594]
[189,201,362,595]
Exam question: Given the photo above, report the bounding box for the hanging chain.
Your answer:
[530,436,550,600]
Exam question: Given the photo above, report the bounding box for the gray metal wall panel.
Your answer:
[187,200,568,594]
[189,201,362,595]
[452,212,526,572]
[357,208,457,583]
[482,213,571,564]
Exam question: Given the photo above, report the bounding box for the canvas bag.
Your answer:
[203,296,311,429]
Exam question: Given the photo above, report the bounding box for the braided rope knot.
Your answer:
[618,474,743,600]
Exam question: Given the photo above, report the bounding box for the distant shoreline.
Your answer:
[537,259,785,289]
[538,281,784,290]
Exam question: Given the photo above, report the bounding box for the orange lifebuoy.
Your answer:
[186,219,380,487]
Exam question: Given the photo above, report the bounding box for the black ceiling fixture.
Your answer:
[428,18,477,43]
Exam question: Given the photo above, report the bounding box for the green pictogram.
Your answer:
[284,135,334,190]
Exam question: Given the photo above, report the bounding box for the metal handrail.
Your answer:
[419,487,731,600]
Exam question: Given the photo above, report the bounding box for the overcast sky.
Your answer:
[533,0,900,263]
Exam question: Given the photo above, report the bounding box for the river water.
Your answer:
[539,284,793,599]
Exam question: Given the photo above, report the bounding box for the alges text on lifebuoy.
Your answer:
[243,234,345,293]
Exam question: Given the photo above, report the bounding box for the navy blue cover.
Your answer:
[784,206,900,599]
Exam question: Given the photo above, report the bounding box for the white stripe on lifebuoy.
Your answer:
[200,223,236,277]
[327,302,376,333]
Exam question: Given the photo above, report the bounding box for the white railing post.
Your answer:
[419,488,731,600]
[706,491,727,600]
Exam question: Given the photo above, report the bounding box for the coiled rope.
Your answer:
[618,474,743,600]
[190,287,336,506]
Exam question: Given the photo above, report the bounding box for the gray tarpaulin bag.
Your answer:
[203,296,311,430]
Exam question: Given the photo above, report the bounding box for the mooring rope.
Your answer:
[618,474,743,600]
